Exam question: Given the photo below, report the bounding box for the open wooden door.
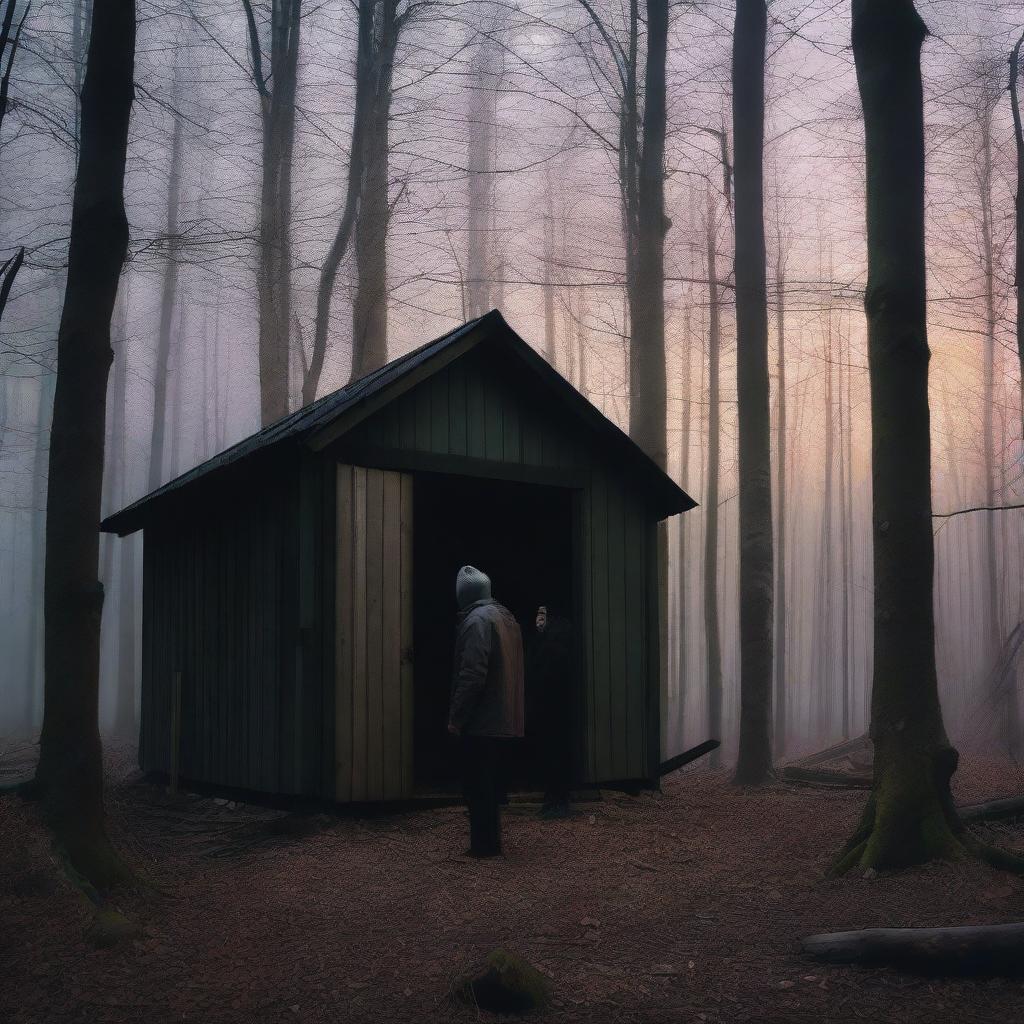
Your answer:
[335,465,414,801]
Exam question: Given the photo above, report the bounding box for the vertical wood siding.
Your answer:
[334,465,414,801]
[139,343,665,799]
[138,463,321,795]
[339,345,658,786]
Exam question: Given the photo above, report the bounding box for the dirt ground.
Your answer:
[4,745,1024,1024]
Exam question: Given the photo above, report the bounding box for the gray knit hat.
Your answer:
[456,565,491,610]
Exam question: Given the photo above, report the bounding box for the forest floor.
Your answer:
[4,744,1024,1024]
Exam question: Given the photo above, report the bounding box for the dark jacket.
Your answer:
[526,616,573,742]
[449,598,525,737]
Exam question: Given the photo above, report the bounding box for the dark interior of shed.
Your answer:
[412,473,575,793]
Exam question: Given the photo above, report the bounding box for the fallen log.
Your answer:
[959,796,1024,824]
[658,739,720,777]
[796,734,871,768]
[802,923,1024,975]
[779,765,872,789]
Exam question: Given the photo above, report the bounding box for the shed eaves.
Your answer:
[102,310,695,534]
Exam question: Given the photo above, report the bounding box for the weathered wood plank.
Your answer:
[414,378,432,453]
[365,468,385,799]
[351,467,369,800]
[429,368,449,455]
[448,359,468,457]
[465,358,486,460]
[381,471,403,798]
[335,464,354,801]
[589,472,611,781]
[483,371,503,461]
[624,501,647,778]
[502,380,521,463]
[606,481,628,779]
[400,473,414,796]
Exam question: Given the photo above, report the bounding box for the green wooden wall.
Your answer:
[139,457,329,795]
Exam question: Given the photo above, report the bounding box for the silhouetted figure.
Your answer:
[527,604,573,818]
[447,566,525,857]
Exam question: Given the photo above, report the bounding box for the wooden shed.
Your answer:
[102,311,695,802]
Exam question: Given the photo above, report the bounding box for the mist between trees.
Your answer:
[0,0,1022,769]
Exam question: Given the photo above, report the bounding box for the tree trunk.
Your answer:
[465,24,500,319]
[836,0,978,873]
[732,0,774,784]
[773,247,787,758]
[978,97,1015,753]
[803,923,1024,975]
[1012,32,1024,461]
[676,306,693,745]
[815,304,836,739]
[110,290,135,737]
[704,194,723,764]
[250,0,301,426]
[306,0,379,405]
[34,0,135,889]
[627,0,668,469]
[542,172,556,364]
[350,0,397,380]
[25,373,54,732]
[839,325,852,739]
[148,95,182,492]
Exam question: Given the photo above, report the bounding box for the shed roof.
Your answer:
[102,310,696,535]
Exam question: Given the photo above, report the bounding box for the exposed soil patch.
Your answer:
[3,743,1024,1023]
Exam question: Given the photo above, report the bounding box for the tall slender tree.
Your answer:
[704,192,723,764]
[976,75,1006,725]
[148,74,183,491]
[465,18,504,319]
[308,0,406,397]
[732,0,774,784]
[31,0,136,887]
[242,0,301,426]
[772,236,787,757]
[1012,31,1024,450]
[574,0,668,466]
[350,0,399,378]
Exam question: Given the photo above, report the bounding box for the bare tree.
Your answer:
[772,233,787,757]
[30,0,136,888]
[148,72,183,491]
[704,191,723,763]
[732,0,773,784]
[466,17,504,318]
[307,0,409,399]
[242,0,301,425]
[574,0,668,466]
[1012,31,1024,452]
[0,0,29,326]
[973,67,1013,748]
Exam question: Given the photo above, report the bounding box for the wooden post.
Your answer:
[169,669,181,794]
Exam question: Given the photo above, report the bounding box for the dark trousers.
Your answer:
[461,736,502,855]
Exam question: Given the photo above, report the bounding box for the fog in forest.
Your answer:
[1,0,1022,767]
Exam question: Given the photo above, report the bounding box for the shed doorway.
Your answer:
[412,473,576,793]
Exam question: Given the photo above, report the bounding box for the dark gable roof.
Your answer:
[102,310,696,535]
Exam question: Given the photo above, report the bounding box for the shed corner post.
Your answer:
[647,514,664,787]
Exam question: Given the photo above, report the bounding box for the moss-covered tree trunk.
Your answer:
[837,0,985,872]
[33,0,135,889]
[732,0,774,785]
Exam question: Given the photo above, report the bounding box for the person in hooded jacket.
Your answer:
[526,604,574,818]
[447,565,525,857]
